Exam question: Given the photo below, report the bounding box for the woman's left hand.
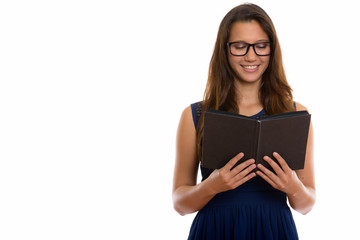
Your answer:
[256,152,302,196]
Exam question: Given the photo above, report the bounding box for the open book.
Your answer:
[202,110,311,170]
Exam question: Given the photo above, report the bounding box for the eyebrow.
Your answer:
[256,39,270,42]
[228,39,270,43]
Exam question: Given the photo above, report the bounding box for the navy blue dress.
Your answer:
[188,102,298,240]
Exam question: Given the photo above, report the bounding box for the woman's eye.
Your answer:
[233,44,247,49]
[255,43,269,49]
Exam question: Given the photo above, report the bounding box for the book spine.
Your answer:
[254,120,262,165]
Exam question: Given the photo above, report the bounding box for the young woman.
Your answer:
[172,3,315,240]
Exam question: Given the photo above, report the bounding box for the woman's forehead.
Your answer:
[228,21,269,42]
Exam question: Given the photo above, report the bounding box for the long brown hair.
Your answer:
[196,3,295,161]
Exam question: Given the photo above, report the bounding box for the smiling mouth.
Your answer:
[241,65,260,72]
[242,65,259,69]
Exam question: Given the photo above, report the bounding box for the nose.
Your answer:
[244,46,257,61]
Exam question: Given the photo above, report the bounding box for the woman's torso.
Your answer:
[188,102,298,240]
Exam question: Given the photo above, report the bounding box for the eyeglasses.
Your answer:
[227,41,271,56]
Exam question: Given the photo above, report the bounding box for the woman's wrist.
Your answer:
[201,175,219,197]
[287,180,304,198]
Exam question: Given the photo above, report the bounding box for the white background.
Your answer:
[1,0,359,239]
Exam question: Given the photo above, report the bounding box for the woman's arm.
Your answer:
[288,102,316,214]
[172,106,213,216]
[172,106,256,215]
[256,102,316,215]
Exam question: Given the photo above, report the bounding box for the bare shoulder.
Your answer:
[176,105,197,154]
[295,101,309,112]
[182,105,193,119]
[179,105,195,130]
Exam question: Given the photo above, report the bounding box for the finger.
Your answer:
[257,163,279,183]
[232,162,256,179]
[272,152,292,174]
[222,152,244,172]
[234,172,256,187]
[256,170,277,189]
[263,156,285,178]
[230,158,255,177]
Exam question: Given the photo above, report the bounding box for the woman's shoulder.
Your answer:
[178,101,203,131]
[294,101,309,112]
[180,105,193,121]
[176,105,197,145]
[178,104,196,131]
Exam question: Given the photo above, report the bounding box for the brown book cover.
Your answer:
[202,110,311,170]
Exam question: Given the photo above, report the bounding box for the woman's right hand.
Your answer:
[205,152,256,194]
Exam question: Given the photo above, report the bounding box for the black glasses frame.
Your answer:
[227,41,271,56]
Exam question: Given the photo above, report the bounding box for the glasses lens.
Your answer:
[230,42,248,56]
[254,42,271,56]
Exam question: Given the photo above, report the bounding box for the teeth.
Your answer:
[243,65,258,69]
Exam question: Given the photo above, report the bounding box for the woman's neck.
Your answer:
[234,80,262,108]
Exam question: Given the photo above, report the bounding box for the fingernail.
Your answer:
[235,153,244,159]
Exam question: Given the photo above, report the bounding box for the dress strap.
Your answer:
[190,101,202,129]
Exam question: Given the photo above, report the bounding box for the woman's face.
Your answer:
[227,20,270,84]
